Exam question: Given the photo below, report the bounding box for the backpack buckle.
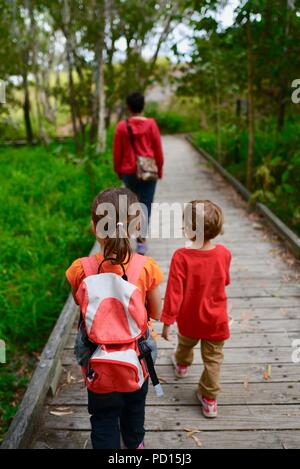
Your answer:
[86,367,95,381]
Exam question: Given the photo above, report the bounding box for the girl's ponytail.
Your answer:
[92,188,139,266]
[103,222,132,265]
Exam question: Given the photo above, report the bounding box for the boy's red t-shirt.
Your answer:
[161,245,231,341]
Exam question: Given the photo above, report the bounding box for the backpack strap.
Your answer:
[126,253,147,286]
[80,255,99,278]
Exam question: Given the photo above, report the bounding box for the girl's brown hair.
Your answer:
[184,199,224,242]
[92,187,139,265]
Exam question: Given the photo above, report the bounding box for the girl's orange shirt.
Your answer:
[66,252,163,340]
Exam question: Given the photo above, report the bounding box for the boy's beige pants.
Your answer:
[175,334,224,399]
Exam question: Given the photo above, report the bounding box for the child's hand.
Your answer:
[162,324,171,341]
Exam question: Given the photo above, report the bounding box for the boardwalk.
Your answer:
[31,136,300,449]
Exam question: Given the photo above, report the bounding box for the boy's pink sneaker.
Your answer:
[137,441,145,449]
[196,392,218,418]
[171,353,188,378]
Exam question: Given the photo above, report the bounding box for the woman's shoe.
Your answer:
[136,242,147,255]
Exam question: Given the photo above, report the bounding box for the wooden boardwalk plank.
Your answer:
[50,382,300,406]
[58,363,300,384]
[39,404,300,431]
[60,346,296,366]
[66,332,295,349]
[31,430,300,449]
[28,135,300,450]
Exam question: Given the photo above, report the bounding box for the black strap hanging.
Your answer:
[138,336,163,397]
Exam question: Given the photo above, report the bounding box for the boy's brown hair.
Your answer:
[92,187,139,265]
[184,199,224,242]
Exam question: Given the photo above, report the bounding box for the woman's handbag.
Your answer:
[126,119,159,182]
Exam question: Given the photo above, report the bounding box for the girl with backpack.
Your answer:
[66,187,163,449]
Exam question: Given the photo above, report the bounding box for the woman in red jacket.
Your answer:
[113,92,164,254]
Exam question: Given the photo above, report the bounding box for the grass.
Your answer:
[191,119,300,236]
[0,136,118,441]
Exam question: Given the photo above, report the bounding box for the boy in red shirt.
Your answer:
[161,200,231,418]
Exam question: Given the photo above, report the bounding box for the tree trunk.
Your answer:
[63,0,81,153]
[96,44,106,153]
[33,71,49,144]
[246,17,255,192]
[105,19,117,130]
[213,56,222,162]
[90,44,100,144]
[199,108,208,130]
[27,0,49,144]
[277,0,291,132]
[234,99,242,163]
[95,0,107,153]
[143,1,179,89]
[22,71,33,144]
[215,85,222,163]
[277,81,287,131]
[66,49,81,153]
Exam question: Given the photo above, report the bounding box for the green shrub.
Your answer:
[0,138,118,440]
[145,102,199,134]
[191,120,300,236]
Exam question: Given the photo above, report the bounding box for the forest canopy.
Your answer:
[0,1,300,228]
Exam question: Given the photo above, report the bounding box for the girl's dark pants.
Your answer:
[88,379,148,449]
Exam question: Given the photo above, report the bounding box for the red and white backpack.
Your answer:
[75,253,157,394]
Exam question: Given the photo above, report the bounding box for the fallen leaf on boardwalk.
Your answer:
[228,316,234,327]
[279,309,288,317]
[54,407,71,412]
[43,443,53,449]
[67,371,76,384]
[191,434,202,447]
[240,312,253,323]
[263,365,272,380]
[286,258,295,267]
[184,428,202,437]
[83,439,89,449]
[243,375,250,391]
[50,410,74,416]
[186,430,196,436]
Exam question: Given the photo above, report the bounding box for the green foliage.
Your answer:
[0,354,34,441]
[0,139,118,440]
[191,119,300,236]
[145,102,199,134]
